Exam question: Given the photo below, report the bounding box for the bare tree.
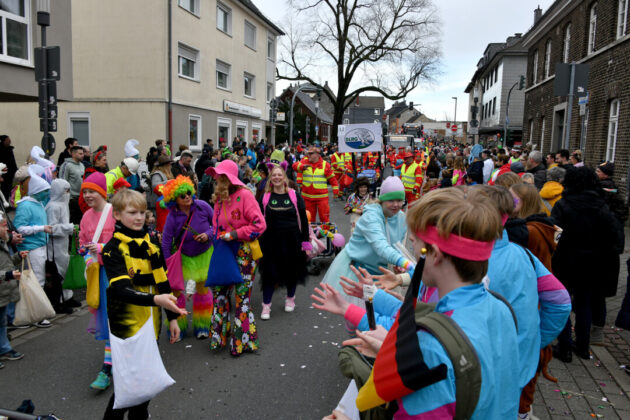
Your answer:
[278,0,441,142]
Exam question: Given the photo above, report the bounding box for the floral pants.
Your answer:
[210,243,258,356]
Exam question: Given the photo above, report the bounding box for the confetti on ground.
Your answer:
[314,325,319,329]
[301,365,307,369]
[282,373,286,376]
[308,345,313,348]
[322,340,328,344]
[595,361,602,367]
[602,397,608,402]
[600,382,606,387]
[280,363,285,367]
[185,345,192,349]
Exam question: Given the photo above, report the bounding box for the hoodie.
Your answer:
[14,175,50,251]
[46,179,75,277]
[60,157,85,197]
[539,181,563,215]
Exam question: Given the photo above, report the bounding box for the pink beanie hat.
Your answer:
[379,176,405,201]
[81,172,107,199]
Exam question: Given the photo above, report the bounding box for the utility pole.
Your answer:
[289,84,308,146]
[505,75,525,148]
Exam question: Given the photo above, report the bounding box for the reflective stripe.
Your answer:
[401,163,420,189]
[302,192,330,199]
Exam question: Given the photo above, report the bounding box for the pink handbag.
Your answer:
[166,212,193,291]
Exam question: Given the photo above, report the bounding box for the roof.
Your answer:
[285,86,333,124]
[406,113,435,123]
[237,0,285,35]
[385,101,409,116]
[347,96,385,109]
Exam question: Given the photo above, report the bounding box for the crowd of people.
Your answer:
[0,131,628,419]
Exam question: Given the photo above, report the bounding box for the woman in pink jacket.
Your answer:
[206,160,266,357]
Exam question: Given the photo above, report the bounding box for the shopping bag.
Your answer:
[86,262,100,309]
[205,239,242,287]
[44,237,64,307]
[248,239,263,261]
[110,311,175,409]
[14,257,56,326]
[63,227,87,289]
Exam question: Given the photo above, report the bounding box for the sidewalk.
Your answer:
[533,230,630,419]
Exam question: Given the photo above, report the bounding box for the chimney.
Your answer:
[534,6,542,25]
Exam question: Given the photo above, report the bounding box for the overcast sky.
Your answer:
[254,0,555,122]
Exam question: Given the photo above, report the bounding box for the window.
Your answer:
[374,108,380,115]
[267,36,275,59]
[178,0,199,15]
[244,72,255,98]
[588,3,597,54]
[540,117,545,150]
[217,2,231,35]
[178,43,199,80]
[244,20,256,50]
[529,119,534,144]
[266,82,273,102]
[606,99,620,161]
[0,0,30,65]
[618,0,628,39]
[218,117,231,145]
[492,97,496,115]
[532,50,538,84]
[343,118,349,125]
[216,60,231,90]
[188,115,201,150]
[544,40,551,78]
[344,107,350,115]
[236,121,248,142]
[67,112,91,147]
[563,24,571,63]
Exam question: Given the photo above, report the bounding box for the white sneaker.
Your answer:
[284,297,296,312]
[261,303,271,320]
[34,319,51,328]
[518,409,539,420]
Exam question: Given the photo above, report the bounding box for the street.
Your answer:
[0,196,352,420]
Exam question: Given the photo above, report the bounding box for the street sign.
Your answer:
[276,112,286,122]
[469,127,479,135]
[34,46,61,81]
[451,124,458,132]
[578,93,589,105]
[40,118,57,132]
[554,63,589,96]
[470,119,479,128]
[41,134,56,156]
[39,102,57,119]
[446,122,451,128]
[38,80,57,105]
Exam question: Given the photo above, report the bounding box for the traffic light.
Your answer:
[409,101,414,110]
[518,75,525,90]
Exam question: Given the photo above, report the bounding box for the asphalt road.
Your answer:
[1,195,352,420]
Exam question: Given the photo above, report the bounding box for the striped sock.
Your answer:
[104,340,112,366]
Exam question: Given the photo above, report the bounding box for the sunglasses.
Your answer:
[179,191,192,199]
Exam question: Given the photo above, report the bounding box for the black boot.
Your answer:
[552,344,572,363]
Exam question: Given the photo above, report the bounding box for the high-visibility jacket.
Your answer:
[293,157,339,199]
[401,162,423,192]
[105,166,124,195]
[331,152,347,174]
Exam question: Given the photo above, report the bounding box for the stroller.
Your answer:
[306,222,343,275]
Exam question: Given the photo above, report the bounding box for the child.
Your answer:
[344,177,370,233]
[145,210,159,242]
[0,212,27,366]
[102,189,186,419]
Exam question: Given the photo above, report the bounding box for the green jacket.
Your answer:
[105,166,124,195]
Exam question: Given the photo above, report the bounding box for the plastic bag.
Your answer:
[63,227,87,289]
[110,310,175,409]
[14,257,55,325]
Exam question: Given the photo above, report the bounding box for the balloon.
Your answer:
[306,210,312,222]
[332,233,345,248]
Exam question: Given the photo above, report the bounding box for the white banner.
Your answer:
[338,123,383,153]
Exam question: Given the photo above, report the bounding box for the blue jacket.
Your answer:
[352,285,520,419]
[247,149,257,169]
[487,230,541,388]
[344,204,406,274]
[14,197,49,251]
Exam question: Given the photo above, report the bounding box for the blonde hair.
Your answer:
[510,183,546,218]
[468,184,514,217]
[407,188,501,283]
[111,189,147,213]
[495,172,522,189]
[264,166,289,193]
[212,174,242,204]
[151,161,174,180]
[453,156,465,171]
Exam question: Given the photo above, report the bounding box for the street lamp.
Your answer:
[452,96,457,124]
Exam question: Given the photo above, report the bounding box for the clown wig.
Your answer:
[161,175,195,208]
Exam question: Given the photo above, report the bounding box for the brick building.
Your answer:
[521,0,630,193]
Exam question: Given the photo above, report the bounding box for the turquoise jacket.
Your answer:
[14,197,49,251]
[344,203,407,274]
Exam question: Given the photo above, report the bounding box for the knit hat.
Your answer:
[598,161,614,176]
[510,160,525,174]
[379,176,405,202]
[81,172,107,199]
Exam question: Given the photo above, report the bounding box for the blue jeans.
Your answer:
[6,302,15,324]
[0,305,13,355]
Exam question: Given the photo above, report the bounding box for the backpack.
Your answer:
[339,290,517,420]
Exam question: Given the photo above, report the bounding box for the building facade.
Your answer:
[0,0,283,166]
[465,36,527,146]
[278,85,333,143]
[342,96,385,125]
[521,0,630,195]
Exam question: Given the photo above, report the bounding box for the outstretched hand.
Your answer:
[342,326,388,358]
[311,282,350,316]
[373,266,402,291]
[339,265,374,299]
